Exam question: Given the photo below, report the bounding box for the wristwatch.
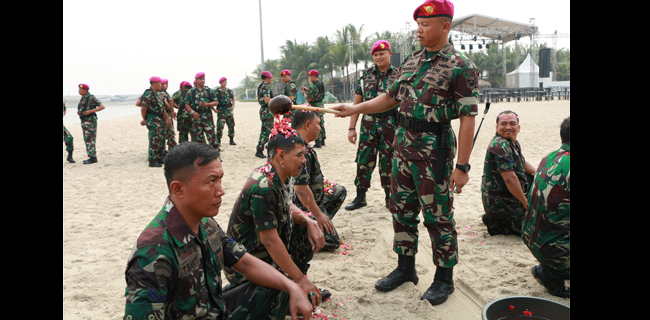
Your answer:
[456,163,471,173]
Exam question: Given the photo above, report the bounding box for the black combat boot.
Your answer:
[531,265,570,298]
[229,136,237,145]
[375,255,419,292]
[149,161,162,168]
[255,149,265,159]
[67,151,75,163]
[421,267,454,305]
[83,156,98,164]
[345,188,367,211]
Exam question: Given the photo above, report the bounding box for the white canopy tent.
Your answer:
[505,54,553,88]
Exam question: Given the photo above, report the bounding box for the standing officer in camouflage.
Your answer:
[225,122,327,315]
[345,40,399,210]
[215,77,237,146]
[77,83,105,164]
[281,70,298,118]
[332,0,479,306]
[185,72,220,151]
[123,141,313,320]
[172,81,195,143]
[302,70,326,148]
[159,79,177,153]
[522,117,570,298]
[137,76,169,167]
[63,102,75,163]
[481,110,536,236]
[255,71,275,158]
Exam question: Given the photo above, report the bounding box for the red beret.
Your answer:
[371,40,391,55]
[161,79,169,84]
[261,71,273,79]
[195,72,205,79]
[281,70,291,76]
[308,70,319,76]
[219,77,227,83]
[413,0,454,20]
[149,76,162,83]
[78,84,90,90]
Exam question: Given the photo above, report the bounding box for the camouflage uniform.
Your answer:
[172,89,196,143]
[185,86,220,150]
[224,164,307,318]
[386,46,479,268]
[139,88,167,163]
[256,82,274,153]
[215,87,235,145]
[158,90,177,151]
[354,65,399,193]
[481,134,533,235]
[306,80,326,145]
[78,92,101,158]
[63,102,74,152]
[283,80,298,118]
[124,197,284,320]
[293,143,347,249]
[521,143,570,279]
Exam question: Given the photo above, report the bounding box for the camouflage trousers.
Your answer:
[294,182,347,256]
[315,112,326,145]
[176,112,196,143]
[224,281,291,320]
[80,117,97,158]
[146,115,165,162]
[390,151,458,268]
[256,107,273,152]
[192,111,220,150]
[63,125,74,152]
[482,174,533,236]
[216,106,235,145]
[354,117,395,191]
[162,116,177,151]
[521,227,570,280]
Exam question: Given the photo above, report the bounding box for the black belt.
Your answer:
[397,114,451,184]
[369,109,397,119]
[146,110,163,118]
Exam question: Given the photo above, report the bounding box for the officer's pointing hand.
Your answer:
[331,104,354,118]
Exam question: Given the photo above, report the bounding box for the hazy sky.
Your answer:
[63,0,570,96]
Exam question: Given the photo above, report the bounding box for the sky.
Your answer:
[62,0,570,97]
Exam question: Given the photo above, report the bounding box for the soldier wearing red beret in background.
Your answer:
[77,83,105,164]
[172,81,196,143]
[281,70,298,118]
[159,79,178,153]
[332,0,480,306]
[215,77,237,146]
[184,72,221,152]
[302,70,326,148]
[345,40,400,211]
[255,71,275,158]
[137,76,169,167]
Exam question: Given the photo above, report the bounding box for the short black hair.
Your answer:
[496,110,519,124]
[291,110,319,129]
[560,116,570,144]
[262,75,271,80]
[163,142,221,192]
[267,132,305,161]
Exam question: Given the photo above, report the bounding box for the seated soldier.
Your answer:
[522,117,570,298]
[123,141,312,320]
[480,110,536,236]
[224,117,331,316]
[291,110,347,251]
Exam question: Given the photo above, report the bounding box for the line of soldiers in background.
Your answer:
[136,73,236,168]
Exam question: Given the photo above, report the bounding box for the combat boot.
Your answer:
[229,137,237,145]
[345,188,367,211]
[67,151,75,163]
[375,255,418,292]
[421,267,454,305]
[83,156,98,165]
[149,161,162,168]
[255,150,265,159]
[531,265,570,298]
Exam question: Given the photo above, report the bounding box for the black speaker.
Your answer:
[539,48,551,78]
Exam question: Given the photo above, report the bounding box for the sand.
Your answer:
[63,99,570,319]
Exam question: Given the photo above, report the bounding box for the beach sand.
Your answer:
[63,100,570,319]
